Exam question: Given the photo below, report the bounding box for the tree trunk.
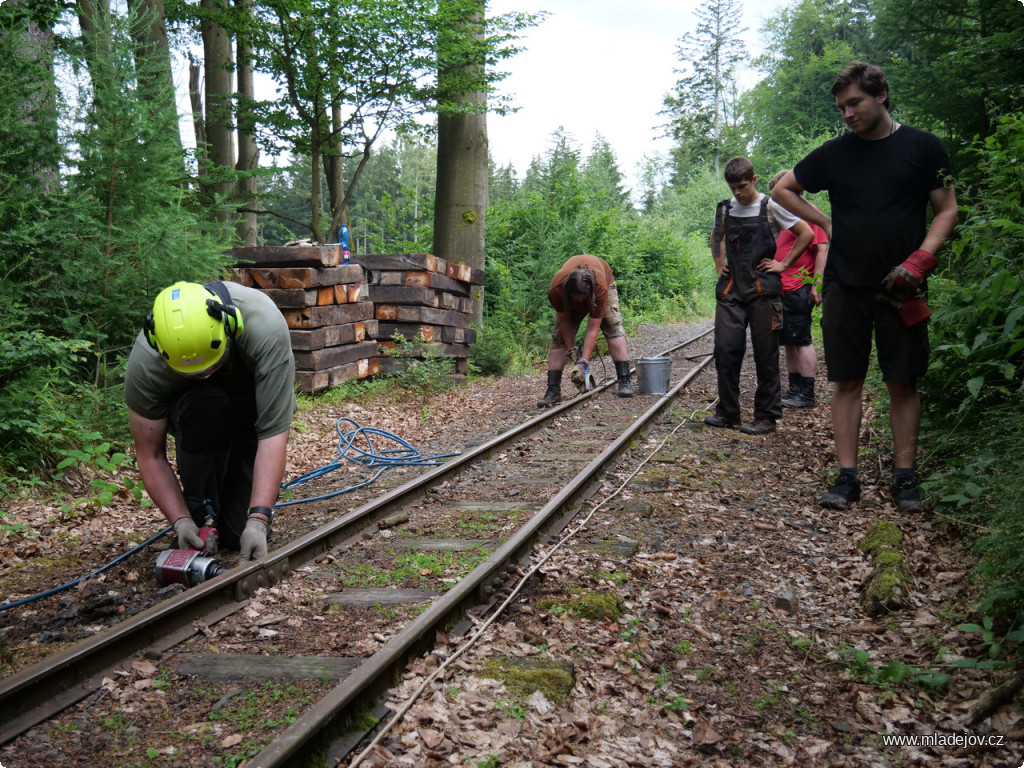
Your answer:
[76,0,113,110]
[188,58,208,163]
[433,0,487,327]
[200,0,234,224]
[1,0,60,192]
[324,102,346,244]
[234,0,258,245]
[127,0,184,168]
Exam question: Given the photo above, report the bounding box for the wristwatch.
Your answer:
[247,506,275,523]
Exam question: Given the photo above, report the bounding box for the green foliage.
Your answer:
[922,112,1024,628]
[743,0,869,163]
[494,698,528,720]
[872,0,1024,155]
[54,435,151,516]
[336,549,488,587]
[381,331,456,400]
[0,330,96,474]
[225,0,537,242]
[469,324,519,376]
[662,0,748,183]
[951,615,1024,671]
[55,18,235,379]
[207,682,310,730]
[839,646,951,688]
[483,131,706,361]
[0,6,236,479]
[927,114,1024,413]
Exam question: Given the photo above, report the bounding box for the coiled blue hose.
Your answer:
[0,418,460,613]
[278,417,459,505]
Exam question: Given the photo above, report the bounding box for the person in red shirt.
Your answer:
[537,254,633,406]
[765,169,829,409]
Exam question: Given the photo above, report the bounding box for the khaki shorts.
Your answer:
[549,283,626,349]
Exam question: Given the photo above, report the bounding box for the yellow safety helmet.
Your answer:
[144,282,242,375]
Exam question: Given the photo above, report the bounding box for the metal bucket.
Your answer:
[636,356,672,394]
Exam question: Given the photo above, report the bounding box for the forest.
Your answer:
[1,0,1024,637]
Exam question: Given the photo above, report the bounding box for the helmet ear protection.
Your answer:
[143,310,159,350]
[203,281,244,339]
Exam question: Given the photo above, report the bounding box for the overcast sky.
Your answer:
[486,0,793,189]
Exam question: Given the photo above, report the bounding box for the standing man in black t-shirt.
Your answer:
[772,61,958,514]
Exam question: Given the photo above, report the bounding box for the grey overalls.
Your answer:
[712,196,783,423]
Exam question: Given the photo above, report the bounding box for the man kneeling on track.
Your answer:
[124,280,296,561]
[537,254,633,407]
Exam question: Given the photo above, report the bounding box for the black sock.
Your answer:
[839,467,858,479]
[893,468,914,485]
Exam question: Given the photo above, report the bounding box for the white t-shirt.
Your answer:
[727,192,800,237]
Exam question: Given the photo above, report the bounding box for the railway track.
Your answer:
[0,327,714,766]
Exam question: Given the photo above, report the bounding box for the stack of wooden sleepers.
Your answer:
[357,253,484,376]
[230,244,379,393]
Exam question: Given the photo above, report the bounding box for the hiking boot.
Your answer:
[739,418,776,435]
[781,389,815,408]
[893,477,925,514]
[614,360,633,398]
[704,414,739,429]
[537,369,563,408]
[781,373,800,402]
[782,376,815,408]
[820,472,861,510]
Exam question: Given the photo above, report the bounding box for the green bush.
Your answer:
[381,331,454,398]
[922,111,1024,626]
[0,329,95,474]
[469,325,514,375]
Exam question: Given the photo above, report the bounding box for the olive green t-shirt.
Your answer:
[124,282,296,439]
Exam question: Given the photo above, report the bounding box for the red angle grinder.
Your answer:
[154,525,226,587]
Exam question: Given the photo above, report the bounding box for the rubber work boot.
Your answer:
[536,369,563,408]
[782,376,815,408]
[615,360,633,398]
[820,471,861,510]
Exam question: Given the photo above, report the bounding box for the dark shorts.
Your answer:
[550,283,626,349]
[781,284,814,347]
[821,282,929,386]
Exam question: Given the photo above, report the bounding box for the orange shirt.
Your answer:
[547,255,615,318]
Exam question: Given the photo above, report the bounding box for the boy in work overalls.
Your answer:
[705,157,813,435]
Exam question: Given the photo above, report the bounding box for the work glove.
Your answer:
[882,249,937,301]
[876,291,932,327]
[173,517,205,550]
[570,359,591,392]
[198,526,219,555]
[239,517,269,562]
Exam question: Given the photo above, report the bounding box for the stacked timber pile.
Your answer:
[230,244,379,393]
[358,253,484,376]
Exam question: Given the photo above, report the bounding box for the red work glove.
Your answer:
[876,292,932,327]
[882,250,937,300]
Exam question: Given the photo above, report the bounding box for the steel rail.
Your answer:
[246,349,714,768]
[0,328,712,747]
